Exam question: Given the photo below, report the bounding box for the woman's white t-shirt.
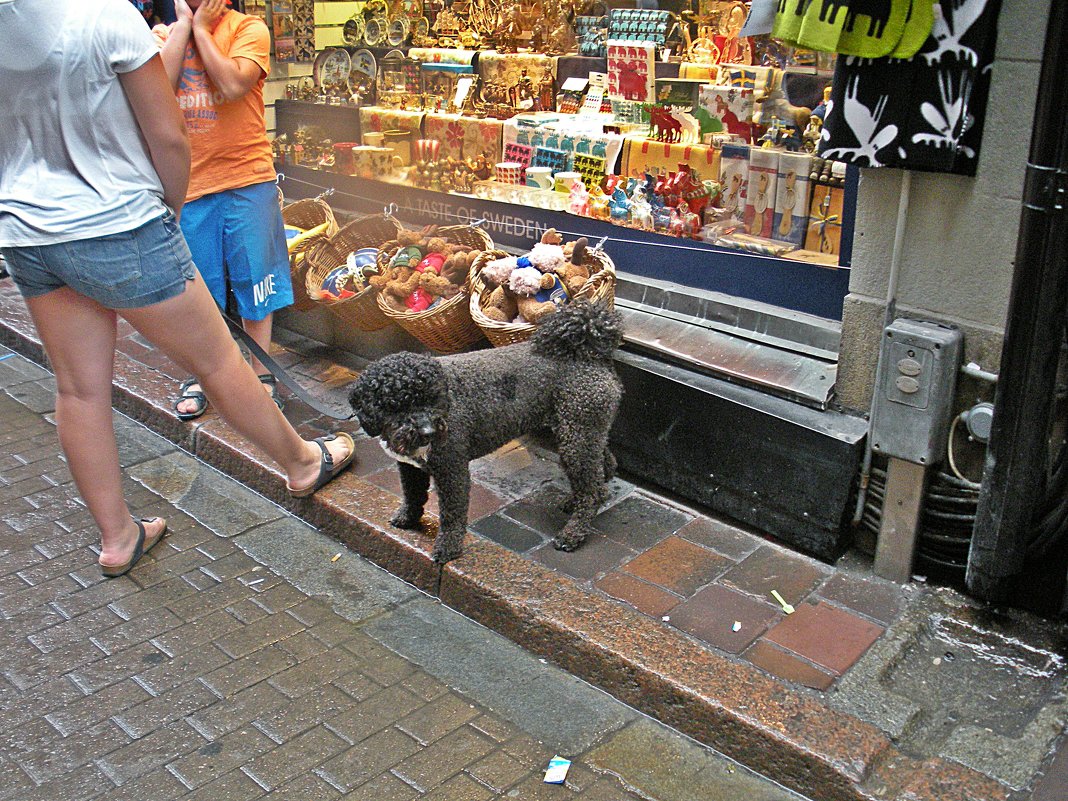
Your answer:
[0,0,166,246]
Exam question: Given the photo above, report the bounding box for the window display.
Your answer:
[274,0,899,335]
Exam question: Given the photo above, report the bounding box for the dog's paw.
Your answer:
[390,508,423,529]
[553,524,591,552]
[431,541,464,564]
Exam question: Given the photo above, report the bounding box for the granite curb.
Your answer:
[0,299,1013,801]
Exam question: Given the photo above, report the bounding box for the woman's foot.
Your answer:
[286,433,356,497]
[98,517,168,575]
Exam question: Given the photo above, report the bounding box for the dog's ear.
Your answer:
[348,382,382,436]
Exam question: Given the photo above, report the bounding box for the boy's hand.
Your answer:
[192,0,228,33]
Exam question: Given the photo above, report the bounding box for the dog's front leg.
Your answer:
[392,461,430,529]
[430,462,470,564]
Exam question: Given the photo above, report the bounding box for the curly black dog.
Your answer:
[349,301,623,563]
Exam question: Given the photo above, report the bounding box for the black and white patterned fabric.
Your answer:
[818,0,1002,175]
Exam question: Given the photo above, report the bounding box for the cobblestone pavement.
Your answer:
[0,374,805,801]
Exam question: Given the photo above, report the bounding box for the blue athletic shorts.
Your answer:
[1,210,197,309]
[180,180,293,321]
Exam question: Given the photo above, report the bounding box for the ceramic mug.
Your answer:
[333,142,360,175]
[495,161,524,185]
[381,129,412,165]
[351,146,402,179]
[524,166,553,190]
[362,131,385,147]
[553,171,583,193]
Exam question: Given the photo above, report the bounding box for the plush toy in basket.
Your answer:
[478,229,594,325]
[309,247,380,303]
[370,228,481,314]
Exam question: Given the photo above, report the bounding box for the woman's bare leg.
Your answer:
[23,288,165,566]
[121,275,349,489]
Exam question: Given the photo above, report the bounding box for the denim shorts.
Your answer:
[0,210,197,309]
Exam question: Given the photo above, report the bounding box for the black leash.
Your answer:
[222,312,355,420]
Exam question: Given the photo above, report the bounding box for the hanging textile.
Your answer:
[818,0,1001,175]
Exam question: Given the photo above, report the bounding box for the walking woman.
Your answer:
[0,0,355,577]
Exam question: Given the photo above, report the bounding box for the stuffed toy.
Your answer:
[509,266,559,324]
[370,228,481,312]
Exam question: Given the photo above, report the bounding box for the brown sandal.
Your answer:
[286,433,356,498]
[100,517,168,578]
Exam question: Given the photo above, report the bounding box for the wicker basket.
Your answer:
[469,247,617,348]
[282,197,338,311]
[374,224,494,354]
[304,214,403,331]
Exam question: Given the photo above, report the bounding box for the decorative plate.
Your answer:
[348,49,378,95]
[315,48,352,90]
[342,15,365,46]
[387,16,411,47]
[363,15,388,47]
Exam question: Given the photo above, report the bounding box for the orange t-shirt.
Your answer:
[154,12,273,202]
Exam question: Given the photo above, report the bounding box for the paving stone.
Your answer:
[15,720,129,784]
[255,683,356,742]
[44,678,153,737]
[321,726,423,791]
[180,767,264,801]
[96,719,206,786]
[466,749,531,792]
[399,671,449,703]
[666,584,781,655]
[94,767,190,801]
[167,578,255,623]
[91,607,184,655]
[339,770,421,801]
[498,484,572,537]
[816,572,904,626]
[134,643,232,695]
[592,493,694,550]
[391,724,495,791]
[113,679,221,738]
[149,609,244,657]
[470,513,545,553]
[10,762,112,801]
[719,546,831,606]
[50,575,140,619]
[167,724,276,789]
[268,647,361,698]
[621,536,733,597]
[744,640,836,692]
[595,571,681,617]
[213,611,306,660]
[188,681,290,739]
[269,772,343,800]
[9,640,110,691]
[396,691,481,745]
[28,604,126,654]
[421,771,495,801]
[199,643,295,699]
[244,724,351,789]
[327,684,424,743]
[107,575,202,620]
[340,636,417,687]
[276,628,331,662]
[530,534,636,581]
[763,601,884,676]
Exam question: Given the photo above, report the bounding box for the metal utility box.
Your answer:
[869,319,963,465]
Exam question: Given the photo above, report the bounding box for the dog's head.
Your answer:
[348,352,449,458]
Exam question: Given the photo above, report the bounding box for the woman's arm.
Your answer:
[157,0,193,88]
[119,55,191,217]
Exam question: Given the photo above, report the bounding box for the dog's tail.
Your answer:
[530,300,623,362]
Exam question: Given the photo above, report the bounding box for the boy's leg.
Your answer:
[223,182,294,377]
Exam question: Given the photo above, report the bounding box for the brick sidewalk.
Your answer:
[0,387,810,801]
[3,277,1067,801]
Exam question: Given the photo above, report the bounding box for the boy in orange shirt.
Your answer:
[156,0,292,419]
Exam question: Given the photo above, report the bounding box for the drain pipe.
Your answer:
[967,1,1068,606]
[852,169,912,525]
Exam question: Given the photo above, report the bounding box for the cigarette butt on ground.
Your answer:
[331,553,342,562]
